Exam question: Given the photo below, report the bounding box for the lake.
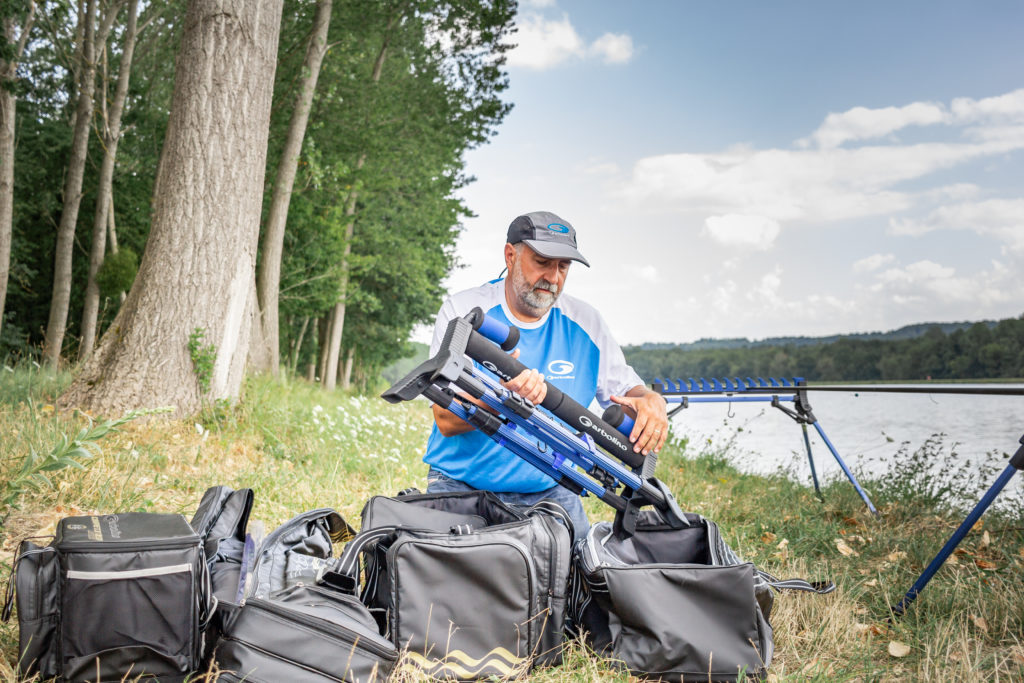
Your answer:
[665,384,1024,512]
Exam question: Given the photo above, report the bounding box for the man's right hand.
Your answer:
[500,349,547,405]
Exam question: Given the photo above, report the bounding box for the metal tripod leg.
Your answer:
[812,422,878,515]
[893,433,1024,617]
[801,423,823,499]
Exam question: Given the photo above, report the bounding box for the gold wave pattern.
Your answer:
[402,646,525,679]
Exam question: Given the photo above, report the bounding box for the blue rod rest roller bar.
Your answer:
[602,404,636,437]
[466,307,519,351]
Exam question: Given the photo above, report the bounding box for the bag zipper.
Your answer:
[218,635,348,682]
[55,536,199,553]
[245,592,396,658]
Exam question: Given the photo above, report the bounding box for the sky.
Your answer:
[433,0,1024,346]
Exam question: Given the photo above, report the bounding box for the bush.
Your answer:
[96,248,139,299]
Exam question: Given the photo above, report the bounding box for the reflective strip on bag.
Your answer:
[66,564,193,580]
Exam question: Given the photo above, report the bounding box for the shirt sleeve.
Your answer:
[429,298,459,356]
[593,313,644,408]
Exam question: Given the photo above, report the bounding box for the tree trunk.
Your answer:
[43,0,119,366]
[289,315,309,372]
[61,0,283,417]
[341,345,354,390]
[317,311,329,381]
[79,0,139,361]
[0,2,35,341]
[253,0,332,375]
[321,21,392,390]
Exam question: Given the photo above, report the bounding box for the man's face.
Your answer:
[506,243,572,318]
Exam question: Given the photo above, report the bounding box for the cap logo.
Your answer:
[546,223,570,234]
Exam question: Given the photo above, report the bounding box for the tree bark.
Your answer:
[322,23,391,390]
[79,0,139,361]
[0,1,36,341]
[341,344,354,390]
[61,0,283,417]
[289,314,309,372]
[253,0,332,375]
[43,0,119,366]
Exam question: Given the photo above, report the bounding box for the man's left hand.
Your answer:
[610,389,669,456]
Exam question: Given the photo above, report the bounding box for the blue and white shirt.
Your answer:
[423,279,643,493]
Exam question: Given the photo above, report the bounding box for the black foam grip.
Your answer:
[464,329,645,469]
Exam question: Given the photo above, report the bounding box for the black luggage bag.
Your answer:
[329,489,574,680]
[3,512,214,682]
[213,584,398,682]
[568,510,834,681]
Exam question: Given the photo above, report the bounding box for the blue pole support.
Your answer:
[812,421,878,514]
[893,462,1019,616]
[801,423,822,497]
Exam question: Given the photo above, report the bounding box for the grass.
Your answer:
[1,367,1023,682]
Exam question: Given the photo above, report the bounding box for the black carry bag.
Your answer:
[3,512,214,682]
[326,489,574,680]
[189,484,256,604]
[567,510,834,681]
[210,507,400,682]
[213,584,398,682]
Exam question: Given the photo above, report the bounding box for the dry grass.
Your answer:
[1,369,1022,682]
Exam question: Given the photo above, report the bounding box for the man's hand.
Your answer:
[501,348,547,406]
[610,388,669,456]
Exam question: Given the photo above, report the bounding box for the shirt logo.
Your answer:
[547,360,574,375]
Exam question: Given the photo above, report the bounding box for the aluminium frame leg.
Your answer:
[801,423,823,499]
[892,433,1024,617]
[812,422,878,515]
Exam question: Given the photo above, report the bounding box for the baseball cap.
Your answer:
[506,211,590,267]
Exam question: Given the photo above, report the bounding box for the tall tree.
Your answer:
[78,0,139,360]
[42,0,119,365]
[0,0,36,342]
[252,0,332,375]
[61,0,283,415]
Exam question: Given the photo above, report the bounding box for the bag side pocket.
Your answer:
[8,541,59,680]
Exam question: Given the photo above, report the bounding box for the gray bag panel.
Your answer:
[603,564,769,680]
[362,495,486,532]
[214,585,396,683]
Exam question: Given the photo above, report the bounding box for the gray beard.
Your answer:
[511,264,560,316]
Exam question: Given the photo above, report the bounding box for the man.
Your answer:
[423,211,669,538]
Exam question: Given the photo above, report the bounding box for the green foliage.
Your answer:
[188,328,217,393]
[95,247,139,298]
[626,315,1024,382]
[2,409,153,509]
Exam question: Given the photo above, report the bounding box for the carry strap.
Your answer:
[758,569,836,594]
[2,538,53,623]
[527,499,575,540]
[318,525,402,595]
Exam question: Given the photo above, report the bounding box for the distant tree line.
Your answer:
[624,316,1024,382]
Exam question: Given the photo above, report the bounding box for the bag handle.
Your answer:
[318,525,401,595]
[758,569,836,594]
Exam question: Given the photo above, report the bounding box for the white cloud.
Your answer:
[637,264,658,283]
[889,199,1024,252]
[703,214,780,250]
[853,253,896,273]
[798,89,1024,149]
[507,14,585,70]
[800,101,948,149]
[520,0,557,7]
[590,32,633,64]
[507,14,635,70]
[868,259,1016,307]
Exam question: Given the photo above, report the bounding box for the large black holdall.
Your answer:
[3,512,214,682]
[213,584,398,682]
[568,510,834,681]
[329,489,574,680]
